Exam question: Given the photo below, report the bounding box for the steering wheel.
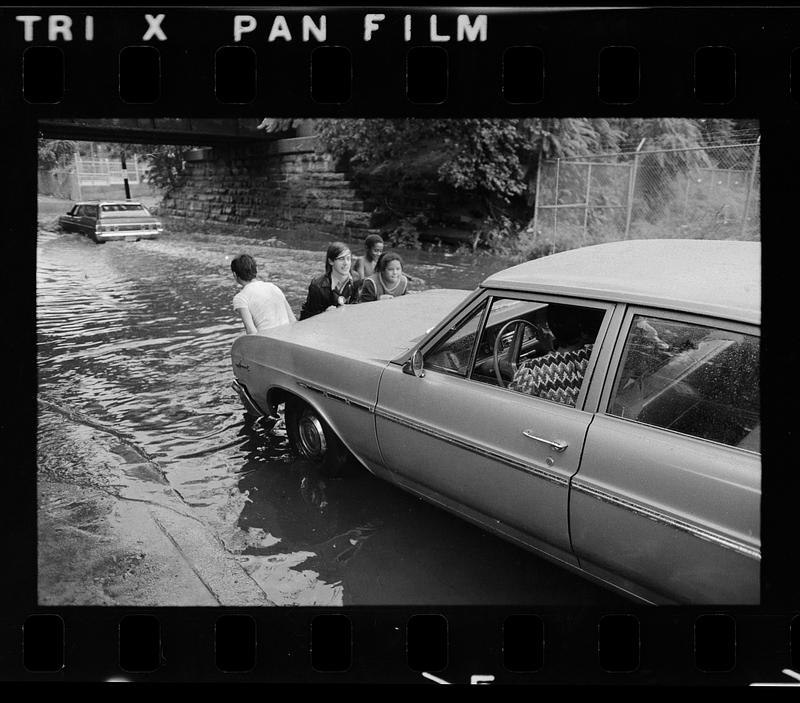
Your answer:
[493,319,541,388]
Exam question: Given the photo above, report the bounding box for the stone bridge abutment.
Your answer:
[160,136,375,239]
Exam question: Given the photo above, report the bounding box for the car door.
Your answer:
[570,308,761,604]
[61,205,79,231]
[374,291,616,565]
[80,204,99,236]
[72,204,91,236]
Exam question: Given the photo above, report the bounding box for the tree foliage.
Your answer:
[113,143,191,192]
[38,138,77,168]
[316,118,642,205]
[140,145,189,192]
[314,117,746,246]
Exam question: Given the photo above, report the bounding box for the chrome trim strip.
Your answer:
[231,380,262,417]
[571,479,760,561]
[295,381,374,413]
[374,408,570,488]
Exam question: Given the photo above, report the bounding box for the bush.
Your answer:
[384,214,427,249]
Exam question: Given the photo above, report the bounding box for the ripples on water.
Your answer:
[38,223,531,605]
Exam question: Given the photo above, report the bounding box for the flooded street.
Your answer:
[37,211,628,607]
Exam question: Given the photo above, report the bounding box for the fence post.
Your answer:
[582,163,592,244]
[553,158,560,254]
[529,141,545,237]
[740,138,760,238]
[683,175,691,221]
[624,138,645,239]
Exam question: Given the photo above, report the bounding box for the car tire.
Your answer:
[285,398,350,477]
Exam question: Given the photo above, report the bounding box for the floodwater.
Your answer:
[36,211,628,606]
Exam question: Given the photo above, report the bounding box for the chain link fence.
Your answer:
[530,140,760,254]
[75,154,145,186]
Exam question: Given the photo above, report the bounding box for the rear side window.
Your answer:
[607,315,759,452]
[101,203,145,212]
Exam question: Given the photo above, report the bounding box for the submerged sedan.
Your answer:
[58,200,163,242]
[231,239,760,605]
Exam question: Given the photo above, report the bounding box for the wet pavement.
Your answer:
[37,202,629,607]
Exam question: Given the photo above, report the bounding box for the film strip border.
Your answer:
[15,609,800,683]
[3,4,799,685]
[1,7,799,112]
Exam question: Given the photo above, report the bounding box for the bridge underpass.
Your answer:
[38,117,374,240]
[38,117,298,146]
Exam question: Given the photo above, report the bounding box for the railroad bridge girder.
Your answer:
[38,117,294,146]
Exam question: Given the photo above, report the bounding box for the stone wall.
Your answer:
[159,136,376,239]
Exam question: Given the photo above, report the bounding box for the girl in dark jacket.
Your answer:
[299,242,362,320]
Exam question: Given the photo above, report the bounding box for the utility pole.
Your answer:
[120,150,131,200]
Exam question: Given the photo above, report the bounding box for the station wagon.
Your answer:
[58,200,163,243]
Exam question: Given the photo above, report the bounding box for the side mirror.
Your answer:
[404,349,425,377]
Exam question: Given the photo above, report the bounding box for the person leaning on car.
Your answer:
[231,254,296,334]
[299,242,362,320]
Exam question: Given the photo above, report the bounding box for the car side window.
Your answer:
[424,301,488,377]
[607,315,760,452]
[471,297,605,407]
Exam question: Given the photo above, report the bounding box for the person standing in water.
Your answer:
[231,254,296,334]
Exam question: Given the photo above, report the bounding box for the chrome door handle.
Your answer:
[522,430,568,453]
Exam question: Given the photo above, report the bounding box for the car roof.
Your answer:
[482,239,760,325]
[73,201,144,206]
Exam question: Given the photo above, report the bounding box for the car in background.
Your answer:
[230,239,761,605]
[58,200,163,243]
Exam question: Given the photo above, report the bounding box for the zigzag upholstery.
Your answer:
[508,344,594,407]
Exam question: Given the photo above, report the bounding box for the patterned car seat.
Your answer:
[508,344,594,407]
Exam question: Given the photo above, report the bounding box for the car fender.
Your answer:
[232,333,386,469]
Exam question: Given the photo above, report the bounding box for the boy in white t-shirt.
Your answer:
[231,254,296,334]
